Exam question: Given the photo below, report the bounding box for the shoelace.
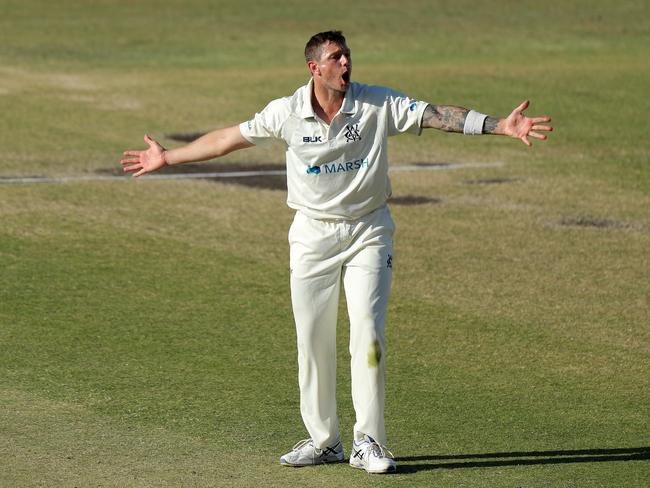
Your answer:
[366,438,394,460]
[291,439,313,452]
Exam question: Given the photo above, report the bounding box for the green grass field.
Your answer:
[1,1,649,486]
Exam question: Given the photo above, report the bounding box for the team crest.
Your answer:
[344,123,362,142]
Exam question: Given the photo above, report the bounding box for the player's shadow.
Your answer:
[395,446,650,473]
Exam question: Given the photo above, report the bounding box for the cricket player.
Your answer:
[121,31,552,474]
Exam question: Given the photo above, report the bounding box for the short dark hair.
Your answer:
[304,31,347,62]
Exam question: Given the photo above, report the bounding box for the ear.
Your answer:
[307,60,320,77]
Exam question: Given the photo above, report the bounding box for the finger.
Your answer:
[123,150,142,157]
[144,134,156,147]
[531,117,551,124]
[532,124,553,132]
[120,157,141,165]
[521,135,532,147]
[515,100,530,113]
[133,168,146,177]
[528,131,547,140]
[123,163,141,172]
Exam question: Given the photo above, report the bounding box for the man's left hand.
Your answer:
[501,100,553,146]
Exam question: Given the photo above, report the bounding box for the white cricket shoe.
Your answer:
[349,435,397,474]
[280,438,345,467]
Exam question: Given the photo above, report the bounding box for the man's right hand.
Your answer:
[121,134,168,177]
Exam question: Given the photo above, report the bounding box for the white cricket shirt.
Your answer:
[239,79,428,220]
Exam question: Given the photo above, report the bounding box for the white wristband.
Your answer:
[463,110,488,135]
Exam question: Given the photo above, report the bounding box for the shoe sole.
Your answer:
[280,458,346,467]
[349,462,397,474]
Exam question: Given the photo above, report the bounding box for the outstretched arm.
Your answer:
[121,125,253,177]
[421,100,552,146]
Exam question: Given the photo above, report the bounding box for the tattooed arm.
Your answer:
[421,100,552,146]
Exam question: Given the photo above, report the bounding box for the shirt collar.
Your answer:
[300,78,357,119]
[340,83,357,115]
[299,79,316,119]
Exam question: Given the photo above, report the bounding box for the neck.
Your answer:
[311,80,346,125]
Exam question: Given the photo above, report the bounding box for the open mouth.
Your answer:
[342,71,350,83]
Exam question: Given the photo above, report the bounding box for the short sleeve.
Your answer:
[239,98,289,145]
[386,89,429,137]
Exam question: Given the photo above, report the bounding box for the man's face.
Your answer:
[310,41,352,93]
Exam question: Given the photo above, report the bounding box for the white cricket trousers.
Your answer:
[288,205,394,449]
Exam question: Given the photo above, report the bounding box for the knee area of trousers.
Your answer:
[367,339,384,368]
[351,338,385,368]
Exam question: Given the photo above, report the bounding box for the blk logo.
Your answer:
[306,165,321,175]
[344,123,361,142]
[387,254,393,269]
[303,136,322,143]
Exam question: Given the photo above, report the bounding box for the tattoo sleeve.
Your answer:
[483,116,500,134]
[421,104,468,132]
[421,105,503,134]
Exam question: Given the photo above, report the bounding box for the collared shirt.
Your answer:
[239,79,428,220]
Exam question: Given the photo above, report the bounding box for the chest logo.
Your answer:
[302,136,322,143]
[344,123,362,142]
[306,158,369,175]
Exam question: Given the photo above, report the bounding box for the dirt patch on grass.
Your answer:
[165,132,207,143]
[558,217,622,229]
[463,177,520,185]
[100,162,288,190]
[389,195,441,206]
